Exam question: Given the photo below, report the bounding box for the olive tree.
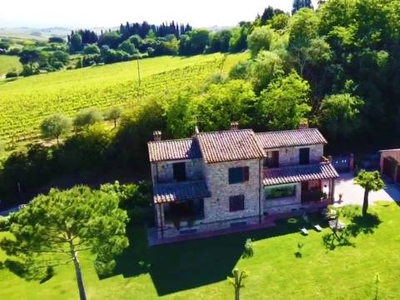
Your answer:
[104,107,122,128]
[40,114,71,144]
[73,107,103,129]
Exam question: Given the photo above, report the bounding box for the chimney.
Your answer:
[230,121,239,130]
[153,131,162,141]
[298,119,308,130]
[195,125,199,134]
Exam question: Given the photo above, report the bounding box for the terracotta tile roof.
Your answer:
[263,163,339,186]
[255,128,327,150]
[196,129,265,163]
[148,138,201,162]
[153,181,210,204]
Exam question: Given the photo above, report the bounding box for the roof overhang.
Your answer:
[263,163,339,186]
[153,181,210,204]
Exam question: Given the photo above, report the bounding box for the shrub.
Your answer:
[0,216,10,231]
[242,238,254,258]
[5,72,18,78]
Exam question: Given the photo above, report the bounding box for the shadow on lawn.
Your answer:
[106,218,303,296]
[322,212,381,251]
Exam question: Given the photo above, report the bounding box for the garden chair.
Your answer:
[313,224,322,232]
[300,227,308,235]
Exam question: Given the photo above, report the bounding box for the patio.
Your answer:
[333,172,400,206]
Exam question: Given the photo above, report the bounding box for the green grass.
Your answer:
[0,55,22,75]
[0,52,248,143]
[1,201,400,299]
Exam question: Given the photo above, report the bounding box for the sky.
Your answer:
[0,0,319,29]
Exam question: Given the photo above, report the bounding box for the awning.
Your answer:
[153,181,210,204]
[263,163,339,186]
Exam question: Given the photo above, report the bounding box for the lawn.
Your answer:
[0,55,22,75]
[1,201,399,299]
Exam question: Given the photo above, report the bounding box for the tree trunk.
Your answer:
[362,188,369,216]
[233,269,240,300]
[235,288,240,300]
[113,119,117,128]
[69,240,87,300]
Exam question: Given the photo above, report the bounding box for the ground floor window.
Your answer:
[265,184,296,199]
[229,195,245,212]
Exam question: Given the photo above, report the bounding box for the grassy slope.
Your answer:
[1,202,399,299]
[0,53,248,142]
[0,56,22,75]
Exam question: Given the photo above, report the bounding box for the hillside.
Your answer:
[0,56,22,76]
[0,53,248,144]
[0,27,71,40]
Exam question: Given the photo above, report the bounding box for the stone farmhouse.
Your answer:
[148,124,339,239]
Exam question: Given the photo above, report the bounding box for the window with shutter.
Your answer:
[229,195,245,212]
[228,167,250,184]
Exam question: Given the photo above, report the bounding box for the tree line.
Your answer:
[2,7,289,76]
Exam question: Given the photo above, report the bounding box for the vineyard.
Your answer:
[0,53,248,144]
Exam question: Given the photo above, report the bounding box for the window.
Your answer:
[173,162,186,182]
[265,185,296,199]
[228,167,249,184]
[299,148,310,165]
[264,151,279,168]
[229,195,245,212]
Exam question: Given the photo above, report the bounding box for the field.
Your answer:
[0,55,22,75]
[0,53,248,144]
[0,27,71,41]
[1,202,399,299]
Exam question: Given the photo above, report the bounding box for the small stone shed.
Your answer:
[380,149,400,182]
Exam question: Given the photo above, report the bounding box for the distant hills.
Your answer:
[0,27,118,40]
[0,24,232,41]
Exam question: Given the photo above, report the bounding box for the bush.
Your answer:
[8,48,21,55]
[242,238,254,258]
[0,216,10,231]
[5,72,18,78]
[40,266,55,283]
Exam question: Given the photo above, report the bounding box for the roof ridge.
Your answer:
[148,137,194,144]
[255,128,319,135]
[197,128,254,135]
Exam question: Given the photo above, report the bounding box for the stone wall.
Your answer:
[267,144,324,167]
[151,158,204,184]
[309,144,324,163]
[202,159,263,224]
